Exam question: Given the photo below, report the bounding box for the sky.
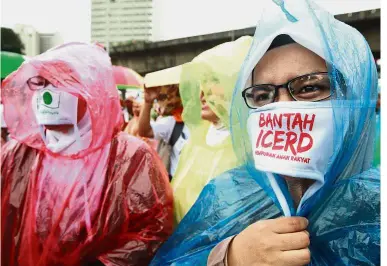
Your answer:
[1,0,91,43]
[153,0,381,40]
[1,0,381,43]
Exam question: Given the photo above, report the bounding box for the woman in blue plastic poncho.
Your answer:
[150,0,380,265]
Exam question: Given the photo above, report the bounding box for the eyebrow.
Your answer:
[252,68,327,85]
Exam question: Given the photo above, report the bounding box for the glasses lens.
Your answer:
[27,76,47,91]
[244,85,276,108]
[289,73,332,101]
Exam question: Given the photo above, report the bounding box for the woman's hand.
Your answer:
[228,217,310,266]
[144,87,161,104]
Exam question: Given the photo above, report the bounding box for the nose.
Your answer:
[200,91,205,103]
[274,87,294,102]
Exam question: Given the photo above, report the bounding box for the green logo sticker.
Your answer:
[43,91,53,105]
[39,89,60,109]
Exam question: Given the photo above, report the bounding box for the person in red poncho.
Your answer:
[1,42,173,266]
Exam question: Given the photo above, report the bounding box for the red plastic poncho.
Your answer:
[1,42,173,266]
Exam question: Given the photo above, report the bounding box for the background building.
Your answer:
[91,0,153,50]
[40,33,64,53]
[111,9,380,76]
[14,24,63,56]
[14,24,40,56]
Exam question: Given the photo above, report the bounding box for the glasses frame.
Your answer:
[242,71,334,109]
[27,76,50,91]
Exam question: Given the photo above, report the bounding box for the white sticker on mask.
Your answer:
[247,103,334,181]
[33,85,78,125]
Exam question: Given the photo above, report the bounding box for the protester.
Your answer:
[138,66,189,178]
[124,92,144,136]
[171,36,252,223]
[1,42,173,266]
[150,0,380,265]
[119,97,129,129]
[124,91,159,150]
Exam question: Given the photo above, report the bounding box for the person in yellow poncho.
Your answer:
[172,36,253,223]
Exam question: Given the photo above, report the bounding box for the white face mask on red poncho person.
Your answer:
[31,85,91,154]
[247,101,336,183]
[32,85,78,126]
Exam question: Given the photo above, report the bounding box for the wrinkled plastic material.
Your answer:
[171,37,252,223]
[151,0,380,265]
[1,42,173,266]
[373,112,380,167]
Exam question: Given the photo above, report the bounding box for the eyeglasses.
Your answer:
[27,76,50,91]
[242,72,334,109]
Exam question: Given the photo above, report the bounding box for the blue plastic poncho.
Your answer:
[150,0,380,265]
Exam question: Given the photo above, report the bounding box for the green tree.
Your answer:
[1,27,25,54]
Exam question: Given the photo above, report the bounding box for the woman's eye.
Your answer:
[254,93,270,102]
[299,86,321,94]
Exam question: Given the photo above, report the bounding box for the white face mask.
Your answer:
[44,111,92,154]
[32,85,78,125]
[247,101,338,183]
[1,104,7,128]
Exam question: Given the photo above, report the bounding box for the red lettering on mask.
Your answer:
[259,113,266,127]
[273,113,282,128]
[292,113,303,132]
[272,130,285,150]
[265,113,273,129]
[261,130,273,148]
[256,129,264,148]
[254,112,315,156]
[297,132,313,153]
[283,113,295,130]
[284,131,298,156]
[303,114,316,131]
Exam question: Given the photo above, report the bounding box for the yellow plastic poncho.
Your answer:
[172,36,253,223]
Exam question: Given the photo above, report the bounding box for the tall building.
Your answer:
[91,0,153,49]
[14,24,40,56]
[14,25,63,56]
[40,33,63,53]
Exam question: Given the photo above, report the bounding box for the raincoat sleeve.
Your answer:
[1,139,38,203]
[1,140,41,266]
[207,236,235,266]
[97,133,174,266]
[150,167,281,266]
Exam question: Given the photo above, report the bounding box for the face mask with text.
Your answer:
[247,101,335,181]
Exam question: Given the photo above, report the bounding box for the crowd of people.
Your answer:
[1,0,380,265]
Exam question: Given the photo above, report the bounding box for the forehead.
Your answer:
[253,43,327,83]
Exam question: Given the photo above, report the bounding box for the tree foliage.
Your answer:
[1,27,25,54]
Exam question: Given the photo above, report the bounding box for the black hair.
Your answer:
[268,34,296,51]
